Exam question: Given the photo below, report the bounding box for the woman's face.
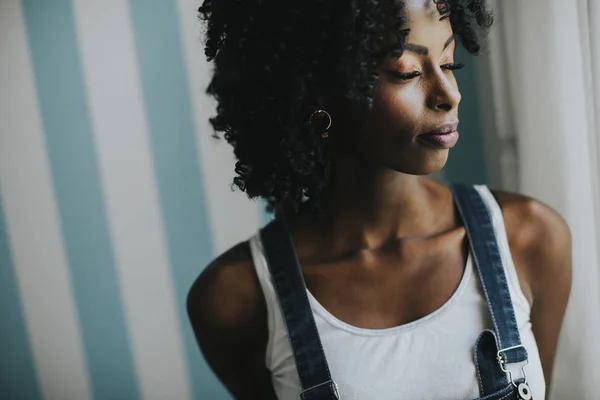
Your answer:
[349,0,462,175]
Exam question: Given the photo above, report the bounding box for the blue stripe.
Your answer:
[126,1,223,398]
[0,191,42,400]
[260,201,274,226]
[21,1,140,398]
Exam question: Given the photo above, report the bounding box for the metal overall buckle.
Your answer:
[497,345,532,399]
[298,380,340,400]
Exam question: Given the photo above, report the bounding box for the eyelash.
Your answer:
[442,62,465,71]
[387,62,465,80]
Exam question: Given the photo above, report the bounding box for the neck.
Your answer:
[294,153,452,253]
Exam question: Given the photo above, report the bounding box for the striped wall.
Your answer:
[1,0,262,399]
[0,1,485,399]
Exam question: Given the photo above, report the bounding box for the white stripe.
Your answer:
[175,0,261,255]
[0,2,92,399]
[71,1,192,399]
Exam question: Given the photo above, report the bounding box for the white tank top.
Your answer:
[249,185,546,400]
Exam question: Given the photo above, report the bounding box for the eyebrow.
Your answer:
[402,34,456,56]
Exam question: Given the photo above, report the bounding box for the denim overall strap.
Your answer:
[451,185,532,399]
[260,220,340,400]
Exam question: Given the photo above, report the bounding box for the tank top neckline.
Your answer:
[306,251,473,337]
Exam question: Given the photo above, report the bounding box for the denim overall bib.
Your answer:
[260,184,533,400]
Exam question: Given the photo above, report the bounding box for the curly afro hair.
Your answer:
[199,0,493,216]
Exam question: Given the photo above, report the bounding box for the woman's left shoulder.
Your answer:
[490,190,571,259]
[490,189,572,303]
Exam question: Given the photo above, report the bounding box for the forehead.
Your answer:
[404,0,441,14]
[401,0,453,44]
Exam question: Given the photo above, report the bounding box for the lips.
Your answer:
[417,122,459,149]
[420,123,459,137]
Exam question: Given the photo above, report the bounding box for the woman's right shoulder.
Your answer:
[186,239,266,336]
[187,240,278,398]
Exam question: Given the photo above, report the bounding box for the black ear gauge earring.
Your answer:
[310,109,332,139]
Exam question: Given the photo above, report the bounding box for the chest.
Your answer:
[301,234,469,329]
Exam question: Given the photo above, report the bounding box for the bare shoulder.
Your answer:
[187,239,276,399]
[491,190,572,388]
[491,190,571,297]
[187,240,264,332]
[492,190,571,248]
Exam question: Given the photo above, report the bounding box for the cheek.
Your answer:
[370,83,425,135]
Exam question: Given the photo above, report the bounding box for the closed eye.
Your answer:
[383,62,464,81]
[441,62,465,71]
[384,70,422,81]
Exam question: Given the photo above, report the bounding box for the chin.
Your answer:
[390,150,449,175]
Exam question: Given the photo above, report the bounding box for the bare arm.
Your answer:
[495,192,572,395]
[187,242,278,400]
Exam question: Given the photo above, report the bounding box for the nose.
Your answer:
[426,72,461,112]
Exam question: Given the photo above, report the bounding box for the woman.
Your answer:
[188,0,572,399]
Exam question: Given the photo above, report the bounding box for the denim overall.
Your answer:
[260,184,533,400]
